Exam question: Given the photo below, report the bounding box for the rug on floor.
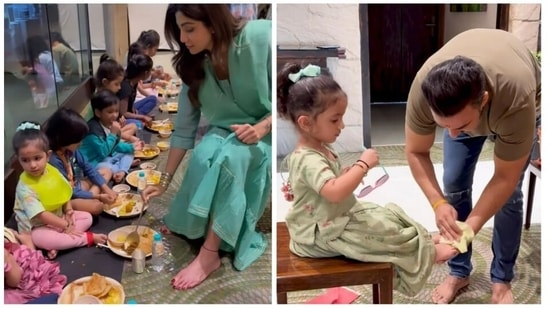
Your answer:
[120,130,272,304]
[285,224,540,304]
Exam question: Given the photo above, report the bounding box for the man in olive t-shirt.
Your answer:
[405,29,540,304]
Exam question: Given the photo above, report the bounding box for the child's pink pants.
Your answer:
[31,210,93,250]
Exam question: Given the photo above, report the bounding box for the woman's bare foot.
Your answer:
[432,275,469,304]
[171,246,221,290]
[434,243,458,264]
[93,233,108,245]
[113,172,126,184]
[47,249,58,260]
[160,225,172,235]
[491,282,513,304]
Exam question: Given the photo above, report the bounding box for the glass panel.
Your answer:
[4,3,92,166]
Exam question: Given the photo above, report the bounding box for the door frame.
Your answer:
[360,3,509,147]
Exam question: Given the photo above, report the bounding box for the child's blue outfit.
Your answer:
[49,149,107,200]
[79,118,134,175]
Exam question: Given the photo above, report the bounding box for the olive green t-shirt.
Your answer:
[406,29,541,161]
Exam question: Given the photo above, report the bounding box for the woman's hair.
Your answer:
[421,56,486,117]
[125,54,153,80]
[50,31,75,52]
[277,63,346,124]
[44,107,89,151]
[95,53,125,87]
[137,29,160,49]
[91,89,120,116]
[164,4,246,107]
[12,121,50,155]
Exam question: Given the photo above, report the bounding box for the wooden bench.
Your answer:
[277,222,394,304]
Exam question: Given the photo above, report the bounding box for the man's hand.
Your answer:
[435,203,462,241]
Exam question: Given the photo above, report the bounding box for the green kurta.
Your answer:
[52,43,80,85]
[164,20,272,271]
[285,147,435,296]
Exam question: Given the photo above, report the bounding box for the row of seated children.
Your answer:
[7,31,164,304]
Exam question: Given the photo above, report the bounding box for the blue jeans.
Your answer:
[96,152,134,174]
[134,95,157,115]
[442,131,532,284]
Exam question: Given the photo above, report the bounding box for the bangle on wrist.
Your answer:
[160,172,173,188]
[357,159,370,169]
[352,163,368,175]
[431,198,448,210]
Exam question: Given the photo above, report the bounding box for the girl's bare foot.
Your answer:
[171,246,221,290]
[160,225,172,235]
[434,243,458,264]
[93,233,108,245]
[47,249,58,260]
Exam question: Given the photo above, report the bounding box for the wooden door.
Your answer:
[368,4,443,103]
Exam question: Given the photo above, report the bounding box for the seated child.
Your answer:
[11,122,108,260]
[277,63,471,297]
[117,54,155,126]
[45,107,118,215]
[95,54,139,141]
[79,90,144,184]
[4,227,66,304]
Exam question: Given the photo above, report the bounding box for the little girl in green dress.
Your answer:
[277,63,464,296]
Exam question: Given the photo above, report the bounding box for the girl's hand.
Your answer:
[119,116,127,127]
[99,193,116,205]
[230,123,263,144]
[359,148,379,169]
[133,140,144,151]
[64,209,75,224]
[64,224,83,237]
[111,121,122,135]
[142,116,153,126]
[141,185,166,204]
[104,188,118,202]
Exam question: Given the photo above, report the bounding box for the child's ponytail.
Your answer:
[276,63,302,120]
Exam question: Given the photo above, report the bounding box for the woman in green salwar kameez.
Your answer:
[142,4,272,290]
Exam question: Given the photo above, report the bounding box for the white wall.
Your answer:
[508,4,541,52]
[63,4,171,51]
[88,4,105,50]
[277,4,363,157]
[128,4,170,50]
[443,4,498,43]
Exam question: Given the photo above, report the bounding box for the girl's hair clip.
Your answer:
[16,122,40,132]
[288,64,321,83]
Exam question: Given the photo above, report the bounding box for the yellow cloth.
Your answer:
[19,163,73,212]
[439,221,475,253]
